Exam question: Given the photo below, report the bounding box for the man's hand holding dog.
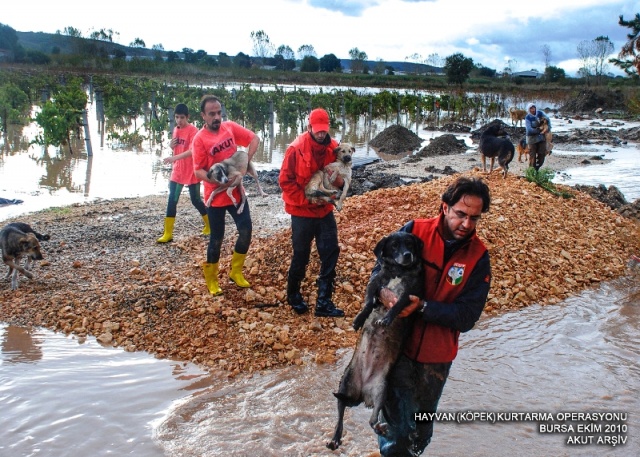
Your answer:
[379,287,422,317]
[309,197,327,205]
[325,167,345,189]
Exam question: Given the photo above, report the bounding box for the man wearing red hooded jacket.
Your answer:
[279,108,345,317]
[375,176,492,456]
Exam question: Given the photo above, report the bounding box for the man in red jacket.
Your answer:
[278,108,345,317]
[376,176,492,456]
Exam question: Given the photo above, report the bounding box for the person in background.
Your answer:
[192,95,260,296]
[525,103,551,172]
[375,176,492,456]
[279,108,345,318]
[157,103,209,243]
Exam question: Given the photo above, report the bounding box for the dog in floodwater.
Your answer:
[327,231,425,450]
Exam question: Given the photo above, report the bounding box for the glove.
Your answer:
[379,287,422,317]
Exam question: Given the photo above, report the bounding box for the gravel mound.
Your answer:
[369,125,423,154]
[416,134,468,157]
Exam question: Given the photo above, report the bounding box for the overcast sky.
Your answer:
[3,0,639,76]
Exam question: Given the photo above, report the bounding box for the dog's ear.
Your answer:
[411,235,424,265]
[373,236,388,260]
[412,235,424,254]
[19,236,33,249]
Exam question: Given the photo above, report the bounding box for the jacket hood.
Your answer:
[527,103,536,112]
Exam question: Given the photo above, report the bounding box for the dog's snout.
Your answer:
[401,251,413,264]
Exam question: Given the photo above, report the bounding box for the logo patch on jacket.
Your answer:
[447,263,465,286]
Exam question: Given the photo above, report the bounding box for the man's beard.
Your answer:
[207,121,221,131]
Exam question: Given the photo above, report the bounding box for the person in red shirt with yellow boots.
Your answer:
[192,95,260,296]
[157,103,210,243]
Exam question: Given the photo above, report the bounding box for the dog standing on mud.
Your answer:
[479,123,515,178]
[1,222,49,290]
[327,231,425,450]
[516,137,529,163]
[305,143,354,211]
[205,149,266,213]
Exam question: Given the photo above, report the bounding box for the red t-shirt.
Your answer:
[170,123,199,185]
[192,122,256,206]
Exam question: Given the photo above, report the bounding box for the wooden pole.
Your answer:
[82,109,93,156]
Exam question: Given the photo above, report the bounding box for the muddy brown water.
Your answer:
[2,272,638,456]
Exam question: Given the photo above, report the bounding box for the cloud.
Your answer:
[307,0,379,16]
[307,0,435,17]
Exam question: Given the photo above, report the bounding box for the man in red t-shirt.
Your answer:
[157,103,209,243]
[192,95,260,296]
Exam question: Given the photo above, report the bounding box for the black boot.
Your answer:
[287,277,309,315]
[315,278,345,317]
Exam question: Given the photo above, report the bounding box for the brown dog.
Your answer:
[305,143,354,211]
[205,149,266,213]
[1,222,48,290]
[509,107,526,127]
[516,137,529,163]
[539,117,554,155]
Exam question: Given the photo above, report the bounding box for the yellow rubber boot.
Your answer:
[203,262,222,296]
[157,217,175,243]
[201,214,211,236]
[229,251,250,288]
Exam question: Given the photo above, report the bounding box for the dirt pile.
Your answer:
[2,173,639,375]
[559,89,626,114]
[575,184,640,220]
[434,123,472,133]
[369,125,423,154]
[553,127,629,146]
[416,134,468,157]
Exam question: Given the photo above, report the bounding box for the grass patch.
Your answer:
[525,167,574,198]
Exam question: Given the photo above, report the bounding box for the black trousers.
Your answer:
[378,354,452,456]
[206,204,252,263]
[288,212,339,283]
[528,141,546,170]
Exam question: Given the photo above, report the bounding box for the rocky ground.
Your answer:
[1,118,640,376]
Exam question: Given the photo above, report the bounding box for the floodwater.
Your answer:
[1,98,640,456]
[2,103,639,223]
[2,272,638,456]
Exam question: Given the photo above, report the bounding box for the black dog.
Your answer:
[327,231,424,450]
[479,123,515,178]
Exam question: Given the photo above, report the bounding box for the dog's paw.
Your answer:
[373,421,389,436]
[352,316,365,330]
[374,318,391,327]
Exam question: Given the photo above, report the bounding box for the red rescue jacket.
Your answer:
[279,132,338,218]
[405,216,488,363]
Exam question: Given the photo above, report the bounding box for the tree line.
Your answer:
[0,16,638,84]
